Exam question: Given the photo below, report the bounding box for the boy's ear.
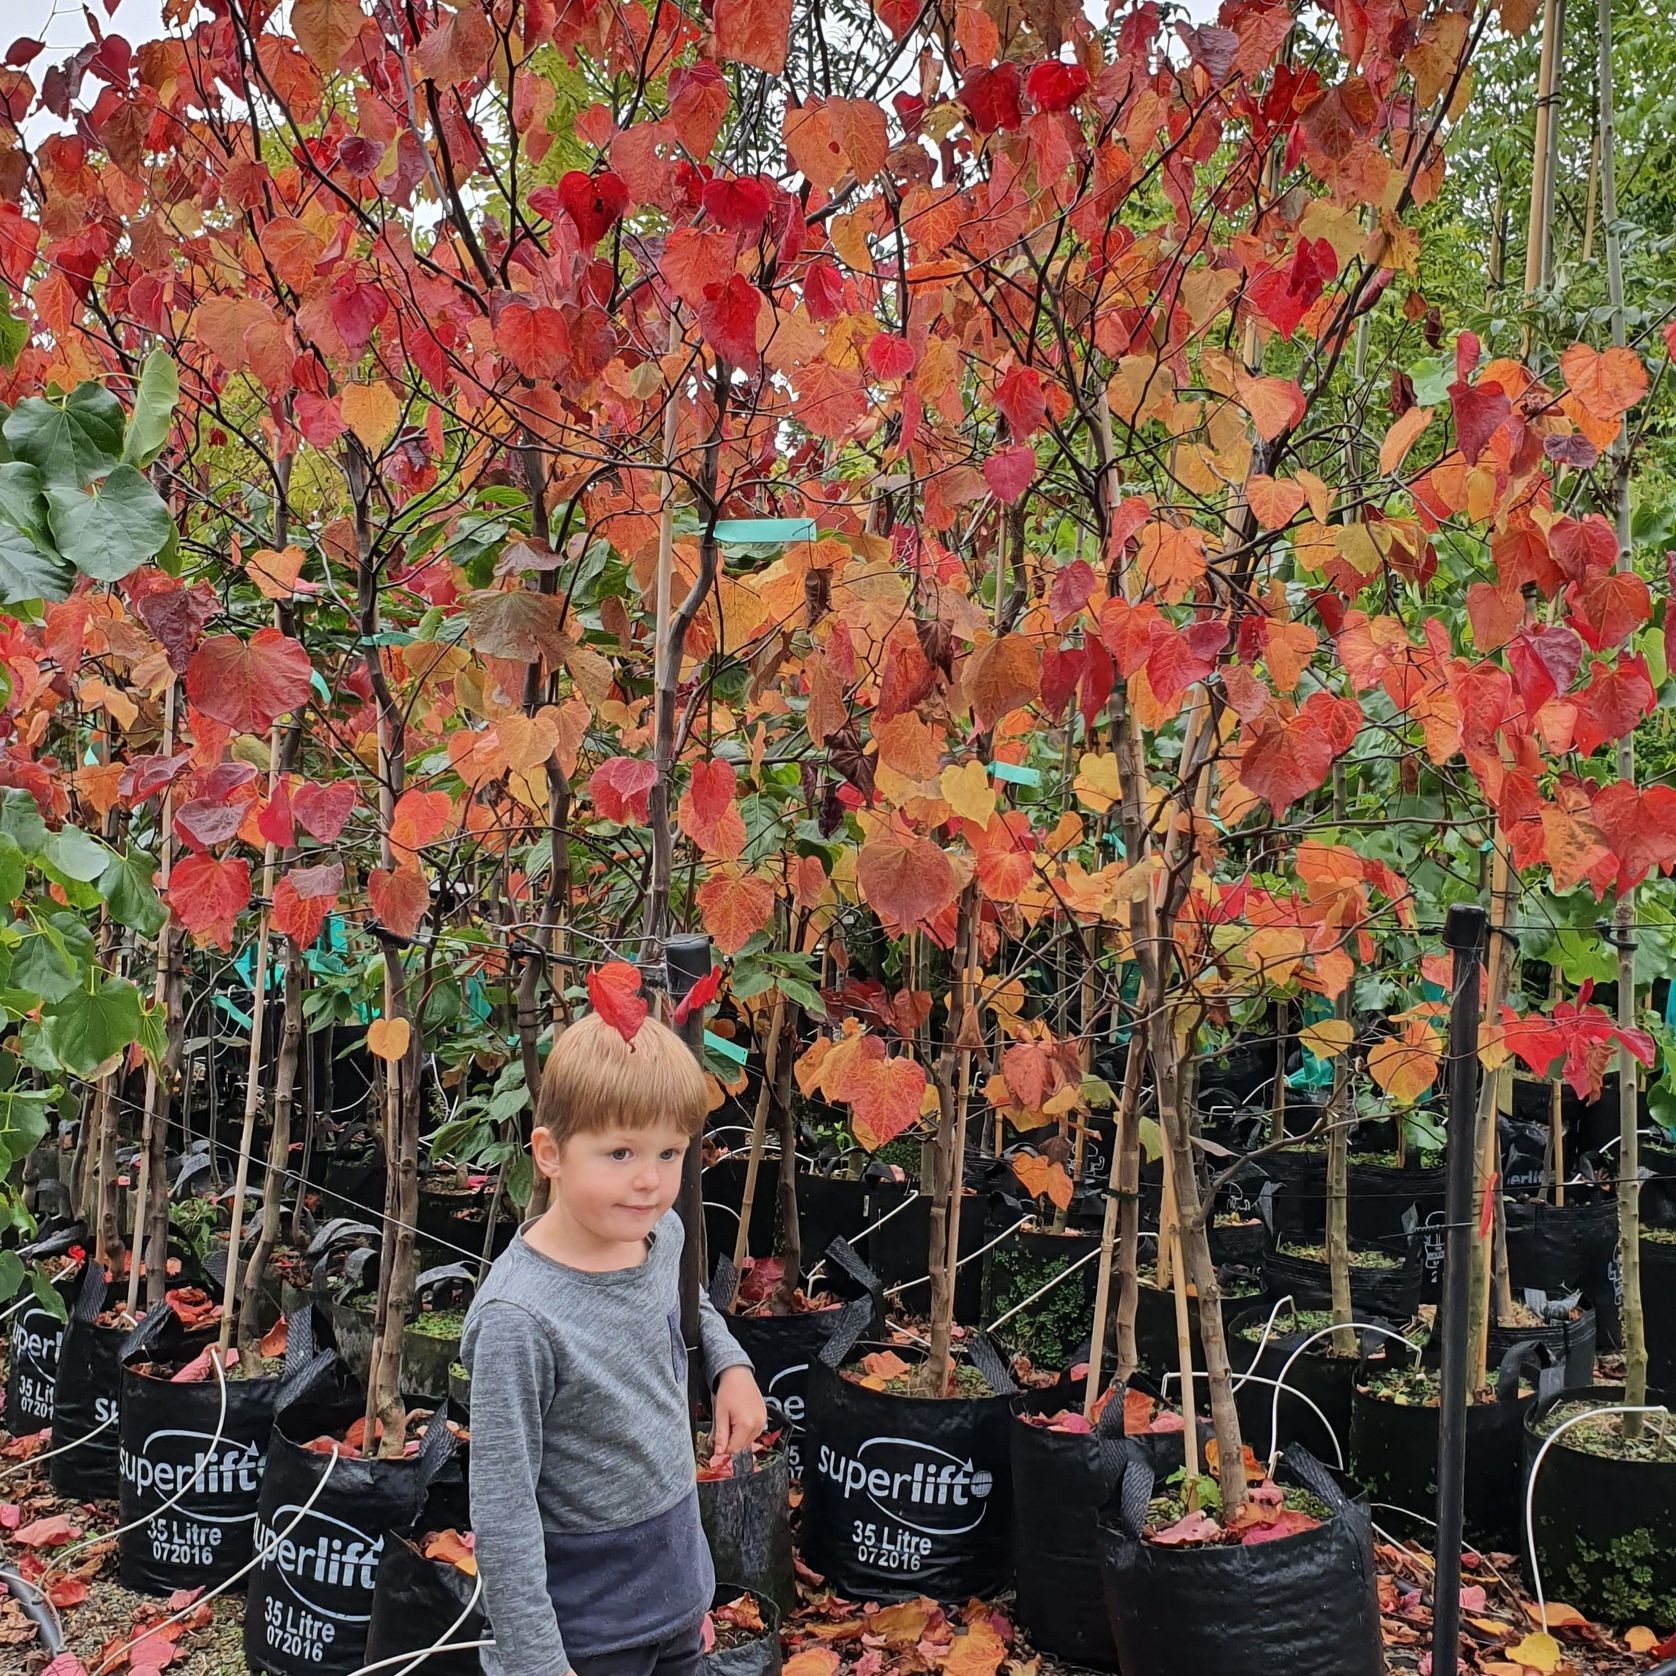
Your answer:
[531,1124,564,1183]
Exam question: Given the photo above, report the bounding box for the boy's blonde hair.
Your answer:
[536,1010,709,1143]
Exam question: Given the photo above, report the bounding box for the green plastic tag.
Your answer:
[705,1029,749,1065]
[714,518,818,546]
[990,760,1041,787]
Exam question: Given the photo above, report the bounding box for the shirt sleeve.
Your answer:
[464,1301,569,1676]
[697,1286,753,1387]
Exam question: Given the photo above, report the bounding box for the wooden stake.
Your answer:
[730,996,786,1280]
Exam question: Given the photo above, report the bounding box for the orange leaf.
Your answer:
[1246,474,1307,531]
[839,1043,928,1151]
[367,1016,411,1062]
[695,869,776,955]
[421,1528,478,1575]
[1559,343,1647,424]
[1011,1153,1073,1210]
[963,634,1041,729]
[857,830,957,931]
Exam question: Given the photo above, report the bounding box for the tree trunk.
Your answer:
[768,1006,802,1312]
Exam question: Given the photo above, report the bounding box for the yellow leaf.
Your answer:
[1300,1018,1354,1060]
[1074,750,1120,813]
[1367,1018,1441,1104]
[940,760,996,829]
[1625,1627,1658,1654]
[367,1016,411,1061]
[341,381,401,451]
[247,544,306,601]
[1507,1631,1560,1673]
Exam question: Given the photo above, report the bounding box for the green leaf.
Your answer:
[1081,1073,1117,1110]
[771,975,826,1017]
[0,1250,23,1309]
[0,461,48,541]
[46,463,173,584]
[29,1266,67,1323]
[11,913,93,1003]
[44,976,144,1077]
[1138,1116,1164,1163]
[97,847,165,937]
[0,1085,52,1172]
[122,351,178,468]
[46,826,112,884]
[0,289,25,371]
[135,1001,168,1067]
[4,384,124,485]
[0,832,23,907]
[0,522,74,606]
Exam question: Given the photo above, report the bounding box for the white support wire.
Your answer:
[0,1410,117,1483]
[1523,1403,1669,1629]
[346,1642,495,1675]
[986,1245,1101,1332]
[1267,1321,1420,1475]
[884,1215,1032,1300]
[88,1446,344,1676]
[376,1571,485,1676]
[41,1351,231,1583]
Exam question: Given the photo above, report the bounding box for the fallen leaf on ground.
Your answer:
[1507,1630,1562,1672]
[13,1514,80,1547]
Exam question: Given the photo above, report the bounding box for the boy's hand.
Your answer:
[709,1366,767,1468]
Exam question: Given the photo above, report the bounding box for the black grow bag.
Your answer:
[1009,1383,1185,1669]
[1096,1445,1382,1676]
[1506,1198,1620,1347]
[1486,1298,1596,1392]
[1524,1383,1676,1629]
[364,1530,486,1676]
[1348,1341,1559,1551]
[1131,1262,1265,1380]
[802,1299,1014,1601]
[5,1262,79,1435]
[245,1388,456,1676]
[1264,1240,1422,1322]
[705,1587,783,1676]
[1642,1237,1676,1393]
[117,1308,324,1594]
[49,1265,132,1501]
[698,1446,794,1616]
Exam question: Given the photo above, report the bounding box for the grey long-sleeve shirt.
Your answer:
[461,1213,751,1676]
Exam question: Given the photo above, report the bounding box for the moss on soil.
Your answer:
[1276,1239,1403,1269]
[409,1308,467,1340]
[1538,1401,1676,1464]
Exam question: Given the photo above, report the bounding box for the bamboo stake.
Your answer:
[1522,0,1563,330]
[1161,1123,1199,1483]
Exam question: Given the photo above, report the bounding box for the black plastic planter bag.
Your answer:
[1228,1307,1385,1466]
[363,1532,486,1676]
[705,1588,783,1676]
[245,1389,456,1676]
[1524,1383,1676,1628]
[698,1446,795,1616]
[6,1262,78,1435]
[1348,1342,1559,1551]
[1264,1240,1422,1321]
[1096,1446,1382,1676]
[1486,1295,1596,1392]
[802,1300,1014,1601]
[1642,1238,1676,1392]
[1010,1385,1185,1669]
[116,1309,323,1595]
[49,1265,131,1501]
[1505,1198,1620,1347]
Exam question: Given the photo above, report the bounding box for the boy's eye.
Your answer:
[660,1148,680,1161]
[610,1148,632,1162]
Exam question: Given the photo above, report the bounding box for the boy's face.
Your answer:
[541,1119,690,1246]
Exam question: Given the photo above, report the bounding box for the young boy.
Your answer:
[463,1009,766,1676]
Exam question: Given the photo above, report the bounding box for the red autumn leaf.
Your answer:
[1026,59,1089,111]
[172,797,246,852]
[420,1528,477,1574]
[864,332,916,381]
[589,756,658,823]
[166,852,252,950]
[272,861,344,949]
[43,1575,87,1608]
[258,1317,288,1359]
[832,1038,926,1151]
[586,961,648,1043]
[548,170,629,249]
[1591,780,1676,891]
[701,175,772,232]
[1572,653,1655,756]
[713,0,791,72]
[1569,569,1650,650]
[389,788,452,858]
[963,633,1041,729]
[1449,379,1512,465]
[117,752,191,807]
[495,303,571,381]
[256,779,295,848]
[367,866,430,939]
[677,758,744,858]
[1149,1511,1221,1547]
[13,1512,81,1547]
[857,829,958,931]
[697,273,763,372]
[40,1655,90,1676]
[1560,342,1647,423]
[0,1502,17,1529]
[960,62,1024,133]
[993,363,1046,436]
[983,445,1036,504]
[1506,623,1583,714]
[1239,708,1334,817]
[185,628,314,735]
[1239,1507,1321,1545]
[292,779,356,842]
[695,870,776,954]
[673,965,723,1027]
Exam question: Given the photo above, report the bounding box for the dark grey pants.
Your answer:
[569,1621,704,1676]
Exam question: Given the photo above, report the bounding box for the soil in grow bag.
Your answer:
[1228,1307,1386,1466]
[6,1261,79,1435]
[697,1440,794,1616]
[1208,1214,1266,1268]
[1525,1386,1676,1630]
[117,1309,322,1595]
[1506,1197,1620,1348]
[1348,1345,1557,1552]
[1264,1238,1422,1322]
[1096,1445,1382,1676]
[704,1588,782,1676]
[363,1529,485,1676]
[49,1266,137,1501]
[1009,1383,1186,1669]
[245,1392,457,1676]
[802,1304,1015,1602]
[981,1229,1098,1371]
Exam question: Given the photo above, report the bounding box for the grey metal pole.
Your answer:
[1433,903,1488,1676]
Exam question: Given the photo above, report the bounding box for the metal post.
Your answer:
[665,932,713,1413]
[1433,903,1488,1676]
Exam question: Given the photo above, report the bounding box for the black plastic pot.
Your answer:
[705,1588,783,1676]
[801,1302,1014,1601]
[116,1309,324,1595]
[1208,1218,1266,1268]
[1096,1445,1383,1676]
[1346,1159,1445,1289]
[728,1307,844,1480]
[1642,1237,1676,1393]
[1264,1241,1422,1322]
[1227,1307,1383,1467]
[1009,1384,1185,1669]
[1261,1147,1328,1237]
[867,1191,985,1323]
[244,1389,456,1676]
[1524,1384,1676,1630]
[5,1267,77,1434]
[363,1531,485,1676]
[1486,1301,1596,1392]
[1506,1198,1620,1348]
[1131,1264,1265,1381]
[698,1446,794,1616]
[981,1229,1098,1370]
[1348,1342,1558,1551]
[49,1266,130,1501]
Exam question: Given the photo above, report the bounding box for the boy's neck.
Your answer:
[524,1198,651,1273]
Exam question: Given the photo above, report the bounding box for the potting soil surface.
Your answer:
[0,1425,1660,1675]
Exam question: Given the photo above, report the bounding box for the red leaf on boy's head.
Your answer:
[588,961,648,1043]
[672,965,722,1027]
